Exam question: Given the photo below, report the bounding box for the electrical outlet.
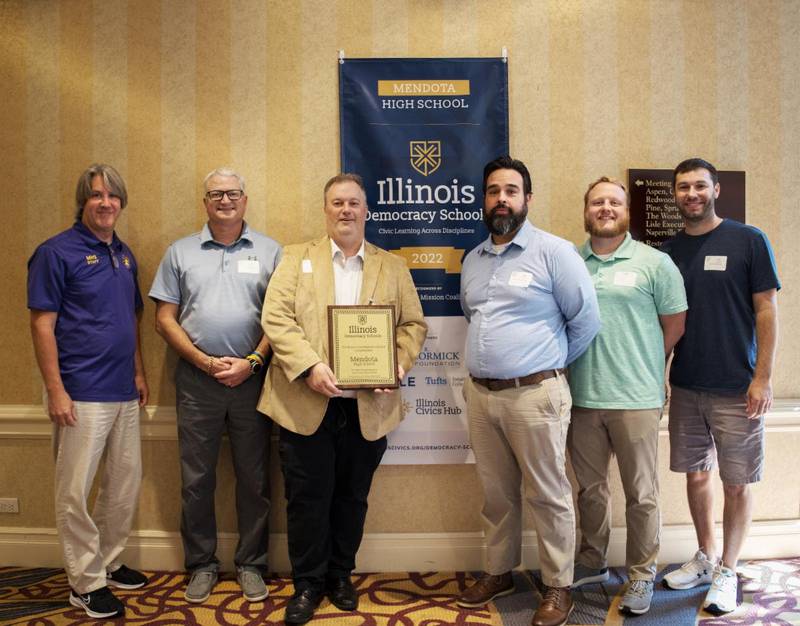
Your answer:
[0,498,19,513]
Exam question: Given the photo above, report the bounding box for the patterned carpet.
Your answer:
[0,558,797,625]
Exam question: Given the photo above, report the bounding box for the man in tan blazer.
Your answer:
[259,173,426,625]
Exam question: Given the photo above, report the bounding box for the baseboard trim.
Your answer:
[3,400,800,439]
[0,404,179,440]
[1,520,798,572]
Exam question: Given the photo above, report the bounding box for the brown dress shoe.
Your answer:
[457,572,514,607]
[532,585,573,626]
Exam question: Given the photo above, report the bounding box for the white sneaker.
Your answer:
[619,579,654,615]
[663,550,714,589]
[703,565,738,615]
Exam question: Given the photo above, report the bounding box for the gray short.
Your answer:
[668,385,764,485]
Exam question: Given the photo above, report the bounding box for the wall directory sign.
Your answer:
[628,169,746,247]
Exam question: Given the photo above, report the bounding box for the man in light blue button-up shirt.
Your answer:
[457,156,599,626]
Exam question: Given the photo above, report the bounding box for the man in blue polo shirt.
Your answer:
[28,164,149,620]
[661,158,780,615]
[150,167,281,604]
[568,177,687,615]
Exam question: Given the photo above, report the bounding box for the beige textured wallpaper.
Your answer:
[1,0,798,533]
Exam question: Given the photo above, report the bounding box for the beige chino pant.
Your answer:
[466,374,575,588]
[52,399,142,594]
[568,407,661,581]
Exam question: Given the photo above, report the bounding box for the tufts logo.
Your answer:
[85,254,99,266]
[410,140,441,177]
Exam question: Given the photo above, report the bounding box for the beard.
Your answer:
[484,202,528,237]
[677,197,715,223]
[584,212,630,238]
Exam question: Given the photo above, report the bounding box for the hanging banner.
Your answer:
[340,57,509,464]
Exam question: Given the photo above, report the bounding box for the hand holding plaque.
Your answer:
[328,305,398,389]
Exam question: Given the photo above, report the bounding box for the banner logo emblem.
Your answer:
[410,140,441,177]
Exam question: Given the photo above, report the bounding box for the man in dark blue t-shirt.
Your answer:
[28,164,149,620]
[660,158,780,616]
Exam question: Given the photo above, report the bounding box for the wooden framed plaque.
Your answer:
[328,305,398,389]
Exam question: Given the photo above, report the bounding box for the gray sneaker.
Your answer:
[237,566,269,602]
[185,569,218,604]
[572,562,609,587]
[619,579,654,615]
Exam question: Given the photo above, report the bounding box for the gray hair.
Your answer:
[203,167,246,193]
[75,164,128,220]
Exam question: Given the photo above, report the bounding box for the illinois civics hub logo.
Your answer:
[410,140,441,177]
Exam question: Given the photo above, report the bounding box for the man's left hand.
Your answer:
[374,365,405,394]
[135,374,149,407]
[745,377,773,419]
[214,357,253,388]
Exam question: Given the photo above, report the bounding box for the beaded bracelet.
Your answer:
[247,352,265,365]
[251,350,266,363]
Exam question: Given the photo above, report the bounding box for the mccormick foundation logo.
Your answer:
[410,140,441,176]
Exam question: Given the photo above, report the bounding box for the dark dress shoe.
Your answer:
[327,577,358,611]
[285,587,324,624]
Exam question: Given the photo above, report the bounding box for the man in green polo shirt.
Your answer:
[567,177,687,615]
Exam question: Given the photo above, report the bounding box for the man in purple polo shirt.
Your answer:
[28,164,149,620]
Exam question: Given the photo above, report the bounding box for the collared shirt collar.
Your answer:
[330,238,366,264]
[479,219,533,255]
[200,221,253,247]
[72,221,122,250]
[580,231,634,261]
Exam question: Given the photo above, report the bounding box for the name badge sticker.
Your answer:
[704,255,727,271]
[302,259,313,273]
[613,271,637,287]
[508,271,533,288]
[238,259,260,274]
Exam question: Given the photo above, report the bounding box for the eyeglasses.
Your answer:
[205,189,244,201]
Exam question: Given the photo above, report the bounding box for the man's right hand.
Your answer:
[48,387,77,426]
[305,362,343,398]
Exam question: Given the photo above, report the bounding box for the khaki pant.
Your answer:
[52,400,142,594]
[568,407,661,581]
[466,374,575,588]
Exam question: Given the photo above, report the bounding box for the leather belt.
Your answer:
[471,369,564,392]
